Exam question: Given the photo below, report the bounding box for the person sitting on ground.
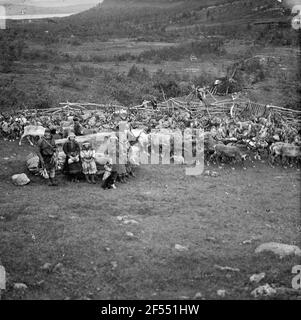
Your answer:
[36,128,58,186]
[102,160,117,189]
[81,141,97,184]
[62,132,81,182]
[73,117,84,136]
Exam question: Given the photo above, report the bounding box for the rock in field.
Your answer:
[126,232,134,238]
[251,284,276,298]
[250,272,265,283]
[13,283,28,290]
[41,263,52,272]
[12,173,30,186]
[175,244,189,252]
[255,242,301,259]
[214,265,240,272]
[53,263,64,273]
[217,289,226,297]
[194,292,203,300]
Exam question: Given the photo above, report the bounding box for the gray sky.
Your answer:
[0,1,102,7]
[278,0,301,8]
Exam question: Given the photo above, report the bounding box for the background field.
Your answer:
[1,0,300,110]
[0,141,300,300]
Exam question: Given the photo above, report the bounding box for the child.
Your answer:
[102,160,117,189]
[80,141,97,184]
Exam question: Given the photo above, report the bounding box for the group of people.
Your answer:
[61,132,98,184]
[36,127,135,188]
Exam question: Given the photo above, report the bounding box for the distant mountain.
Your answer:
[68,0,287,32]
[9,0,291,41]
[1,1,100,16]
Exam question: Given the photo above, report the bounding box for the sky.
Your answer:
[0,1,103,7]
[0,0,300,9]
[277,0,301,8]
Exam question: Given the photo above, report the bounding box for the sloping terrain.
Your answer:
[7,0,289,40]
[0,140,300,300]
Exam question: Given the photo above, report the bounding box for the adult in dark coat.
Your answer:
[36,128,58,186]
[73,117,84,136]
[62,132,82,181]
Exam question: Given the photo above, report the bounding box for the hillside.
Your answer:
[7,0,290,41]
[0,0,100,15]
[0,0,299,111]
[4,4,97,16]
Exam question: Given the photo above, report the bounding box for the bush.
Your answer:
[127,65,150,81]
[59,76,79,90]
[74,65,96,77]
[91,54,107,63]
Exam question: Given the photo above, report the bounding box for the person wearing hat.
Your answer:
[80,141,97,184]
[73,117,84,136]
[62,132,81,182]
[36,128,58,186]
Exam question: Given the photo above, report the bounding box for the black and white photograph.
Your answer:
[0,0,301,305]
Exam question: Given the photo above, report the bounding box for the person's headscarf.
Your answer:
[82,141,91,149]
[68,132,76,140]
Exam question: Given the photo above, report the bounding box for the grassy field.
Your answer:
[0,139,300,300]
[1,37,300,110]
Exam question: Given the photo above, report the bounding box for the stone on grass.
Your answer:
[214,265,240,272]
[175,244,188,252]
[255,242,301,259]
[13,283,28,290]
[48,215,58,219]
[123,219,139,225]
[217,289,226,297]
[12,173,30,186]
[41,263,52,272]
[194,292,203,300]
[251,284,276,298]
[111,261,118,270]
[53,263,64,272]
[250,273,265,283]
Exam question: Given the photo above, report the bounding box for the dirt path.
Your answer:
[0,140,300,299]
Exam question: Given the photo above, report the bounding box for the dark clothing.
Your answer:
[37,137,56,157]
[62,140,81,176]
[68,161,82,176]
[102,171,117,189]
[43,155,55,172]
[37,137,57,178]
[74,122,83,136]
[62,140,80,157]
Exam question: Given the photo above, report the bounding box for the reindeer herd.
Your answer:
[1,109,301,168]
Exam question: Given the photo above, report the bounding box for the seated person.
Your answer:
[102,160,117,190]
[73,117,84,136]
[62,132,81,181]
[36,128,58,186]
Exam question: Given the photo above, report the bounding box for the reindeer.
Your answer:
[19,125,46,146]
